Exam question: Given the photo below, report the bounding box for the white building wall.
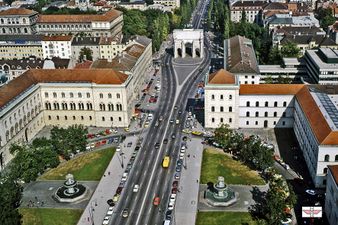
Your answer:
[237,74,261,84]
[238,95,294,128]
[325,169,338,225]
[317,146,338,186]
[42,40,72,59]
[204,86,239,129]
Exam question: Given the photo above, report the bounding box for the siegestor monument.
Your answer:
[173,29,204,58]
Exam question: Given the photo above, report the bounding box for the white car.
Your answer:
[121,173,128,182]
[179,154,184,160]
[170,194,176,203]
[180,148,186,153]
[102,216,111,225]
[148,113,153,120]
[305,189,316,196]
[116,145,121,152]
[133,184,140,192]
[107,207,114,215]
[168,201,175,210]
[176,119,180,124]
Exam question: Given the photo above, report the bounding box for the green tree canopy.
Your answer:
[79,47,93,61]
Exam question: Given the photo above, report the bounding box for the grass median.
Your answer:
[20,208,83,225]
[200,148,265,185]
[39,147,115,181]
[196,212,257,225]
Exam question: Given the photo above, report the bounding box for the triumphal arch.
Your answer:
[173,29,204,58]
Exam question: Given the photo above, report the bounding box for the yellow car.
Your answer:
[191,131,203,136]
[124,127,130,132]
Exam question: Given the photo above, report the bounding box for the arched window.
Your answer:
[246,101,250,107]
[116,93,121,99]
[108,103,114,111]
[87,93,90,98]
[246,112,250,117]
[211,94,215,100]
[324,154,330,162]
[6,130,10,141]
[62,102,68,110]
[274,101,278,107]
[220,106,224,112]
[78,92,82,98]
[87,103,92,110]
[53,92,57,98]
[108,93,112,98]
[274,112,277,117]
[211,106,215,112]
[255,112,259,117]
[256,101,259,107]
[99,93,103,98]
[70,92,74,98]
[229,107,232,112]
[283,101,287,107]
[100,103,106,111]
[229,95,232,100]
[323,168,328,174]
[265,101,268,107]
[335,155,338,162]
[265,112,268,117]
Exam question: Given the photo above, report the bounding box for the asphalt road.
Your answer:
[110,1,210,224]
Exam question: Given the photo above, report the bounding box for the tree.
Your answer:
[316,7,336,30]
[264,75,274,84]
[79,47,93,61]
[0,174,22,225]
[214,123,233,149]
[280,41,300,58]
[241,10,247,24]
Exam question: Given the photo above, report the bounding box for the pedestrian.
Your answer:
[108,171,111,175]
[197,179,199,183]
[104,174,106,177]
[41,201,44,206]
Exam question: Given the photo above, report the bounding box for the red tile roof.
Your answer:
[0,8,38,16]
[0,69,128,108]
[37,9,122,23]
[42,35,73,41]
[208,69,236,85]
[328,165,338,185]
[239,84,305,95]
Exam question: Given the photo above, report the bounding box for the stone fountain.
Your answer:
[54,174,88,203]
[204,176,238,206]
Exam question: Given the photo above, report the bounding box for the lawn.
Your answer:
[196,212,257,225]
[200,148,265,185]
[39,147,115,181]
[20,208,83,225]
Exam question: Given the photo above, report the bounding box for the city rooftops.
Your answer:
[37,9,122,23]
[0,35,43,42]
[207,69,236,85]
[231,0,267,8]
[42,35,73,42]
[0,8,38,16]
[328,165,338,185]
[306,48,338,70]
[72,36,101,45]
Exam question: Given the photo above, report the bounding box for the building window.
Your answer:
[283,101,287,107]
[56,116,59,120]
[65,116,68,120]
[70,92,74,98]
[274,101,277,107]
[255,121,258,125]
[87,93,90,98]
[282,112,286,117]
[246,121,249,125]
[108,93,112,98]
[273,121,276,125]
[61,92,65,98]
[229,118,232,123]
[264,112,268,117]
[246,112,250,117]
[78,92,82,98]
[99,93,103,98]
[73,116,76,120]
[211,94,215,100]
[45,92,48,98]
[117,93,120,99]
[220,118,224,123]
[324,154,330,162]
[211,106,215,112]
[220,106,224,112]
[220,95,223,100]
[110,117,113,121]
[282,121,285,126]
[229,95,232,100]
[229,107,232,112]
[265,101,268,107]
[100,103,106,111]
[102,117,105,121]
[256,101,259,107]
[87,103,92,110]
[52,92,57,98]
[246,101,250,107]
[211,118,215,123]
[48,115,51,120]
[323,168,328,174]
[89,116,92,120]
[255,112,259,117]
[274,112,277,117]
[335,155,338,161]
[119,117,122,122]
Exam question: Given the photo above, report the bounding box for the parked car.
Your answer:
[163,139,168,144]
[107,206,114,215]
[102,216,111,225]
[172,181,178,188]
[122,209,129,218]
[153,196,160,206]
[127,142,132,147]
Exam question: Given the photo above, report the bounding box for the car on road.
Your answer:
[121,173,128,182]
[176,165,181,172]
[116,186,123,195]
[174,173,180,180]
[172,187,177,194]
[168,201,174,210]
[155,143,160,149]
[177,160,182,166]
[159,116,163,121]
[127,142,132,147]
[170,194,176,203]
[174,105,178,110]
[305,189,316,196]
[133,184,139,192]
[178,110,182,114]
[180,148,186,154]
[176,119,180,124]
[102,216,111,225]
[122,209,129,218]
[182,136,188,141]
[182,129,190,134]
[153,196,160,206]
[171,134,176,139]
[116,145,121,152]
[170,119,174,124]
[163,139,168,144]
[107,199,115,207]
[124,127,130,132]
[172,181,178,188]
[179,154,184,160]
[165,210,172,220]
[107,206,114,215]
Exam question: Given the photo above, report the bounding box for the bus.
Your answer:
[162,156,170,168]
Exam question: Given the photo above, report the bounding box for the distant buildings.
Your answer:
[42,35,73,59]
[153,0,180,9]
[223,36,260,84]
[265,13,320,32]
[230,0,267,23]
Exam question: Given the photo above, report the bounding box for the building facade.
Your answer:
[325,166,338,225]
[0,35,43,60]
[0,8,39,35]
[230,1,267,23]
[205,72,338,187]
[71,37,101,62]
[153,0,180,9]
[42,35,73,59]
[36,9,123,37]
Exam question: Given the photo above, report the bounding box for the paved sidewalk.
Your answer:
[173,137,203,225]
[77,135,139,225]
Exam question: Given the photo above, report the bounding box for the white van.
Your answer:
[163,220,171,225]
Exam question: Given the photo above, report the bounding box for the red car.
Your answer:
[172,181,178,188]
[172,188,177,194]
[153,196,160,206]
[101,140,107,145]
